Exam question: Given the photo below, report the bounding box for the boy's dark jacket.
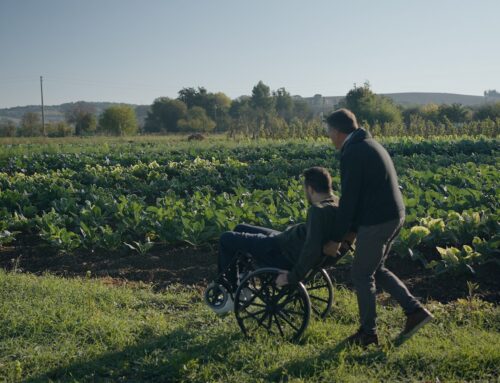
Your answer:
[275,196,338,285]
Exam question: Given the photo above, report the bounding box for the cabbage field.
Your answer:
[0,135,498,276]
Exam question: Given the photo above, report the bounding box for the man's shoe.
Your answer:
[400,307,434,339]
[345,328,379,347]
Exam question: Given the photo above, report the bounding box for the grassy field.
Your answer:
[1,269,499,382]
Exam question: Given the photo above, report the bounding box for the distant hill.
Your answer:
[0,102,149,125]
[382,92,487,106]
[1,92,498,123]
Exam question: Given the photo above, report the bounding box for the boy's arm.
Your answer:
[287,207,323,285]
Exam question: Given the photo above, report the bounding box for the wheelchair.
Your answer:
[204,243,353,342]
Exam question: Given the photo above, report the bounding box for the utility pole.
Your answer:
[40,76,45,136]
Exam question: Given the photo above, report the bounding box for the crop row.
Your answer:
[0,137,497,175]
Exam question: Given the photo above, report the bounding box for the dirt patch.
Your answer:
[0,245,218,290]
[1,246,498,303]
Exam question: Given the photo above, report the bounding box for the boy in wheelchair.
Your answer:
[206,166,354,315]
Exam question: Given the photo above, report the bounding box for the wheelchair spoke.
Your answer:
[280,309,304,317]
[238,291,263,310]
[273,314,285,337]
[256,310,271,326]
[245,280,272,304]
[308,294,330,303]
[276,310,300,333]
[238,308,266,321]
[311,305,321,316]
[266,312,274,332]
[279,298,306,319]
[276,289,299,307]
[306,284,328,291]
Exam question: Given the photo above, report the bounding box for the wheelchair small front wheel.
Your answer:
[234,268,311,342]
[204,282,234,315]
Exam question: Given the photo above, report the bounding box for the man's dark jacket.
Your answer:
[331,128,405,242]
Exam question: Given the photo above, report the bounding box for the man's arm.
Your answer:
[286,207,324,285]
[330,153,363,242]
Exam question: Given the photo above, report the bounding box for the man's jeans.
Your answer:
[352,217,422,335]
[218,224,293,290]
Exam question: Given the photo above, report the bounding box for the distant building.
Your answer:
[297,94,343,116]
[484,90,500,102]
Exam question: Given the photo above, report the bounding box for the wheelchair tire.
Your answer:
[234,268,311,342]
[303,268,334,319]
[204,282,234,315]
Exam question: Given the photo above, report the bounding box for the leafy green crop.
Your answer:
[0,136,498,275]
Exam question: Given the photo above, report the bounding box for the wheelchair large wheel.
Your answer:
[234,268,311,342]
[303,268,334,319]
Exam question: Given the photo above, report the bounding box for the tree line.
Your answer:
[1,81,499,138]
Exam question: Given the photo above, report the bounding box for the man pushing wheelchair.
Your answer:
[206,109,433,345]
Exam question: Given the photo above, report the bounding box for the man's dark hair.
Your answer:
[303,167,332,193]
[325,108,359,134]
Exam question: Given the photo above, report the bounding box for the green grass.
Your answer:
[1,270,499,382]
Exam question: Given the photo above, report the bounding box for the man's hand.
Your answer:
[323,240,341,257]
[343,231,357,245]
[275,271,289,287]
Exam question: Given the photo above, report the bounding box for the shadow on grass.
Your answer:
[268,337,387,381]
[25,328,242,383]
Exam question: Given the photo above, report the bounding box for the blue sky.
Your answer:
[0,0,499,108]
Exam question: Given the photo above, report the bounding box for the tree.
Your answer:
[213,92,232,110]
[402,104,440,125]
[420,103,440,122]
[248,81,275,138]
[211,92,232,131]
[65,102,97,135]
[273,87,294,121]
[177,106,216,132]
[251,81,274,112]
[438,104,471,123]
[47,121,73,137]
[178,87,206,109]
[0,119,16,137]
[134,105,150,133]
[473,102,500,121]
[293,99,313,120]
[98,105,138,136]
[228,97,255,137]
[178,87,215,117]
[18,112,43,137]
[177,87,232,131]
[78,113,97,135]
[144,97,187,133]
[339,82,402,125]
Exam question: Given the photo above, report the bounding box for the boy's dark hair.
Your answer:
[303,167,332,194]
[325,108,359,134]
